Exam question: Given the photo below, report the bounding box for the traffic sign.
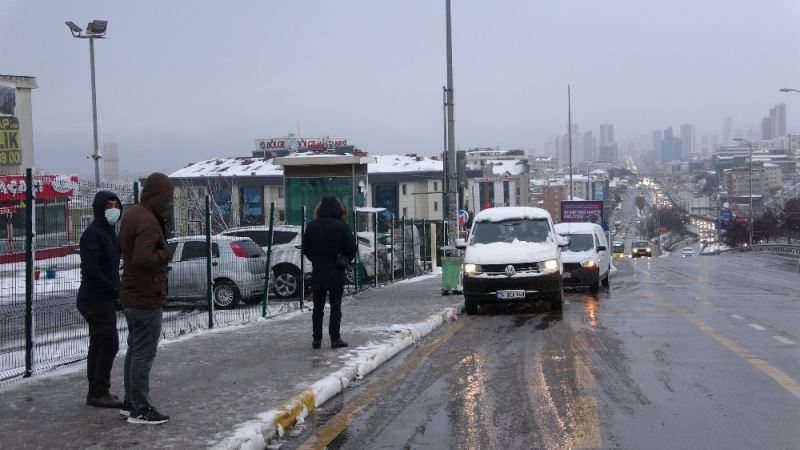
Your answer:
[720,208,732,219]
[457,210,470,226]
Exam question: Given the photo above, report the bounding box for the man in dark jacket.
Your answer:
[77,191,123,408]
[302,197,357,349]
[118,172,174,424]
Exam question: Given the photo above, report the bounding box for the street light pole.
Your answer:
[734,138,754,245]
[444,0,457,243]
[568,85,573,200]
[66,20,108,188]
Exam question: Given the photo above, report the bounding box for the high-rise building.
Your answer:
[582,131,596,162]
[103,142,120,182]
[680,124,695,157]
[599,123,614,146]
[599,143,619,164]
[661,127,682,161]
[723,117,733,144]
[774,103,787,137]
[652,129,663,153]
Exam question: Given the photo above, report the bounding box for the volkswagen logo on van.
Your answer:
[504,265,516,276]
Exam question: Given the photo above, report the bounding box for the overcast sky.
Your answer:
[2,0,800,178]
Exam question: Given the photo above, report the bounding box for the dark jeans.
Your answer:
[312,286,344,341]
[123,307,162,413]
[77,301,119,397]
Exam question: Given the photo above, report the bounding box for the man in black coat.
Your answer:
[302,197,357,349]
[77,191,123,408]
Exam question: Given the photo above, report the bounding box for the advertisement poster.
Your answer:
[560,200,604,224]
[0,116,21,166]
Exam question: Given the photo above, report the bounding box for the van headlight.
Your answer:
[464,263,481,275]
[538,260,559,273]
[580,259,597,268]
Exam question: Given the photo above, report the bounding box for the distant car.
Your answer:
[681,247,695,257]
[631,240,652,258]
[167,236,267,309]
[554,222,611,292]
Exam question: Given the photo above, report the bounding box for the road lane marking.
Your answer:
[773,336,796,345]
[730,314,743,320]
[652,293,800,400]
[296,319,466,450]
[749,324,767,331]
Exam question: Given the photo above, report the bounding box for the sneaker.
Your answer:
[127,407,170,425]
[312,339,321,349]
[87,393,123,409]
[119,401,133,418]
[331,338,349,349]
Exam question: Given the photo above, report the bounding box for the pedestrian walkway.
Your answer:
[0,274,458,449]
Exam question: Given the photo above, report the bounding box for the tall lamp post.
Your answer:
[733,138,754,245]
[66,20,108,188]
[568,85,573,200]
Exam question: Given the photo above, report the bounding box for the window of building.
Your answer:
[402,184,407,195]
[278,186,284,198]
[240,186,264,226]
[434,181,438,191]
[434,201,439,212]
[402,207,408,218]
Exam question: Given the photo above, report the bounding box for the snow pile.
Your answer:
[487,160,525,176]
[170,156,289,178]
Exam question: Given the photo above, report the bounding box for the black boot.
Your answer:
[312,339,321,349]
[331,338,348,348]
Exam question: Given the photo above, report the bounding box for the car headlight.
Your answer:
[580,259,597,268]
[538,259,559,273]
[463,263,481,275]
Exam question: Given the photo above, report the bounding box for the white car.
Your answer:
[681,246,695,257]
[457,207,568,314]
[218,225,310,299]
[554,222,611,292]
[166,236,267,309]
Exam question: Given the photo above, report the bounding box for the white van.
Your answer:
[553,222,610,292]
[456,207,568,314]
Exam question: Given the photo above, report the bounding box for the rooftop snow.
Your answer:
[474,206,552,222]
[487,160,525,176]
[170,153,444,178]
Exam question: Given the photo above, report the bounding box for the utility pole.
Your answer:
[445,0,458,242]
[568,85,573,200]
[442,86,448,222]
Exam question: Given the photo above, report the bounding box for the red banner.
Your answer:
[0,175,79,201]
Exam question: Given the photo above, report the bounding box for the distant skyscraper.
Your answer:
[680,124,695,157]
[664,127,674,139]
[734,128,744,139]
[661,127,682,161]
[103,142,119,182]
[599,143,619,164]
[582,131,596,162]
[762,117,773,140]
[652,129,663,153]
[723,117,733,144]
[599,123,614,146]
[774,103,787,137]
[701,135,710,156]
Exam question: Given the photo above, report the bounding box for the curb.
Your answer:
[213,304,462,450]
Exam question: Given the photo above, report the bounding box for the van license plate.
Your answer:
[497,290,525,300]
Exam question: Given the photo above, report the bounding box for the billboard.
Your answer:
[255,136,347,152]
[0,175,78,201]
[0,116,21,166]
[560,200,604,224]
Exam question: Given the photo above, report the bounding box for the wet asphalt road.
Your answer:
[283,253,799,450]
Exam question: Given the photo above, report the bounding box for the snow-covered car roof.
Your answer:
[473,207,552,223]
[554,222,603,234]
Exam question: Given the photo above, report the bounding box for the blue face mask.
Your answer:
[105,208,121,225]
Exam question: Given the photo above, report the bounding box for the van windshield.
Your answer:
[470,218,550,245]
[562,233,594,252]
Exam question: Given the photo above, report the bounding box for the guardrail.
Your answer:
[700,244,800,257]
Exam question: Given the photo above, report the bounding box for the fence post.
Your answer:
[373,212,378,288]
[24,168,34,377]
[353,209,360,292]
[402,216,406,280]
[262,202,275,318]
[422,219,427,274]
[411,218,416,277]
[133,180,140,204]
[300,205,306,311]
[205,194,213,329]
[390,216,395,283]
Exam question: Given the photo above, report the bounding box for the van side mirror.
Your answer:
[557,235,570,248]
[455,238,467,250]
[596,245,607,252]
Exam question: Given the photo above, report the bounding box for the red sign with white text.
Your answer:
[0,175,79,201]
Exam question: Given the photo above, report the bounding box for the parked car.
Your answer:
[554,222,611,292]
[681,246,695,257]
[351,232,390,283]
[218,225,310,299]
[166,236,267,309]
[378,226,423,275]
[631,240,652,258]
[456,206,568,314]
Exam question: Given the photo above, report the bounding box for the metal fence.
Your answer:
[699,244,800,257]
[0,174,435,383]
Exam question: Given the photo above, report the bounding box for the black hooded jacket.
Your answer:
[77,191,122,305]
[302,197,358,288]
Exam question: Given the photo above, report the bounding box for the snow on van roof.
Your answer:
[473,207,552,222]
[554,222,603,234]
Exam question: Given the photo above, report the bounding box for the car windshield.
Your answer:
[470,218,550,245]
[633,241,649,248]
[613,243,625,252]
[562,233,594,252]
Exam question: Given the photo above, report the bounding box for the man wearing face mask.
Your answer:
[77,191,123,409]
